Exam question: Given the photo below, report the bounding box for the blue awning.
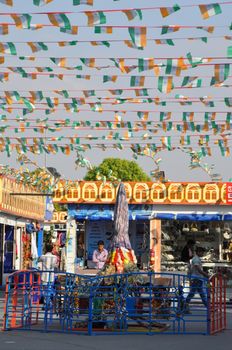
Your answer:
[68,204,231,221]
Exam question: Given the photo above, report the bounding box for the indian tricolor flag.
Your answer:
[48,13,71,29]
[73,0,93,5]
[29,91,43,101]
[80,58,95,67]
[0,42,16,55]
[214,64,230,83]
[161,25,180,35]
[27,42,48,52]
[181,76,202,87]
[165,58,187,76]
[138,58,154,72]
[5,91,20,104]
[110,58,126,73]
[158,76,174,93]
[135,88,148,96]
[0,0,13,5]
[123,9,142,21]
[50,57,67,67]
[33,0,54,5]
[0,73,9,82]
[130,76,145,87]
[11,14,32,28]
[199,3,222,19]
[128,27,147,48]
[137,112,149,121]
[94,26,113,34]
[160,4,180,17]
[103,75,117,83]
[85,11,106,26]
[60,26,78,35]
[155,39,174,46]
[0,24,9,35]
[197,26,214,33]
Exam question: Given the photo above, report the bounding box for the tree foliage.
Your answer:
[84,158,151,181]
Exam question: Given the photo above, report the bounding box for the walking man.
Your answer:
[185,246,209,311]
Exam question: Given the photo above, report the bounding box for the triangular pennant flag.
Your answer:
[138,58,154,72]
[110,58,126,73]
[29,91,43,101]
[155,39,174,46]
[33,0,54,5]
[80,58,95,67]
[197,26,214,33]
[165,58,186,76]
[94,26,113,34]
[128,27,147,48]
[73,0,93,5]
[213,64,230,83]
[76,74,91,80]
[103,75,117,83]
[123,9,142,21]
[181,76,202,87]
[85,11,106,26]
[0,73,9,82]
[161,25,180,34]
[27,42,48,52]
[135,89,148,96]
[50,57,67,67]
[91,41,110,47]
[0,0,13,5]
[124,40,144,50]
[11,14,32,29]
[60,26,78,35]
[48,13,71,29]
[109,89,123,95]
[130,76,145,87]
[160,4,181,17]
[0,42,16,55]
[199,3,222,19]
[158,76,174,93]
[0,24,9,35]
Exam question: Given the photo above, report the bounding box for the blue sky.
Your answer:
[0,0,231,181]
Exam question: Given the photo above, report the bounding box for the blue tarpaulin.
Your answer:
[68,204,232,221]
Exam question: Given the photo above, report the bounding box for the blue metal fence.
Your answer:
[3,270,211,335]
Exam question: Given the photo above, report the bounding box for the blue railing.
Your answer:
[3,270,211,335]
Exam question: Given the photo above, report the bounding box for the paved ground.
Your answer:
[0,290,231,350]
[0,324,232,350]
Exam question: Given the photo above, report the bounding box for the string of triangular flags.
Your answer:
[0,1,228,21]
[0,137,230,158]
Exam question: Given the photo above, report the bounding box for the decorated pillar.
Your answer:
[150,219,161,272]
[66,219,77,273]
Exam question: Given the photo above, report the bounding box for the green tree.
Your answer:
[84,158,151,181]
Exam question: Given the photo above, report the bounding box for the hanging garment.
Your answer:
[31,232,38,260]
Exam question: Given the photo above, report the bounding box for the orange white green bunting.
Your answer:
[122,9,142,21]
[11,14,32,29]
[128,27,147,48]
[73,0,93,4]
[47,13,71,29]
[0,0,13,5]
[33,0,54,5]
[199,3,222,19]
[161,25,180,35]
[85,11,106,26]
[214,64,230,83]
[160,4,180,17]
[158,76,174,93]
[130,76,145,87]
[0,24,9,35]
